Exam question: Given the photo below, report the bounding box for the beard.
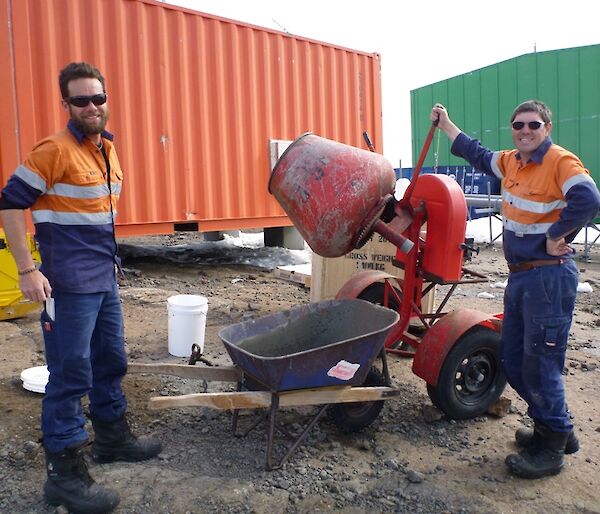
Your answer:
[69,107,109,136]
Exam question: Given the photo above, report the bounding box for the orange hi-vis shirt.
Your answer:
[20,128,122,225]
[0,121,123,292]
[491,143,592,235]
[452,133,600,264]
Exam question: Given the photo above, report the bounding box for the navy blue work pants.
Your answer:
[501,260,578,432]
[41,281,128,452]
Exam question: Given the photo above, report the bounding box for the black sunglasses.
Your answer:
[511,121,544,130]
[66,93,108,108]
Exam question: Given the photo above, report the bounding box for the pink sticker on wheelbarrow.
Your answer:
[327,360,360,381]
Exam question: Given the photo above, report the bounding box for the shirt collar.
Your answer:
[516,137,552,164]
[67,119,114,144]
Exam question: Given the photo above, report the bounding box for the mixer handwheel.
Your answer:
[426,326,506,420]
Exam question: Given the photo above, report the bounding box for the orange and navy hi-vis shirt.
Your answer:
[0,121,123,293]
[451,133,600,264]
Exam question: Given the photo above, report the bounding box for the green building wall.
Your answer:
[410,44,600,193]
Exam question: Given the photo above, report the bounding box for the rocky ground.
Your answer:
[1,233,599,514]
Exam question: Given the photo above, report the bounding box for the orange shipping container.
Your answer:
[0,0,384,237]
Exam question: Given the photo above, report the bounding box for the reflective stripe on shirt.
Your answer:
[46,181,121,198]
[503,218,553,235]
[47,183,109,198]
[490,152,503,180]
[562,173,595,196]
[14,164,47,193]
[502,190,566,213]
[32,210,116,225]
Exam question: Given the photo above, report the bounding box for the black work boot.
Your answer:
[515,426,579,454]
[44,443,120,513]
[506,424,569,479]
[91,415,162,463]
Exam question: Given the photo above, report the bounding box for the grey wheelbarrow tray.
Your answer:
[128,298,400,469]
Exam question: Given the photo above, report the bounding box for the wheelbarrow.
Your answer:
[129,298,401,470]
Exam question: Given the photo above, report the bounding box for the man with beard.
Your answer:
[0,62,161,513]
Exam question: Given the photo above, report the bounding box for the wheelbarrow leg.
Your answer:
[231,381,243,435]
[266,395,329,471]
[380,349,392,386]
[265,393,280,470]
[232,388,335,471]
[231,380,242,436]
[231,380,266,437]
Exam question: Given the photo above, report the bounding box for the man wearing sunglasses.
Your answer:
[0,62,161,513]
[430,100,600,480]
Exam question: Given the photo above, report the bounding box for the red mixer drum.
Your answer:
[269,133,396,257]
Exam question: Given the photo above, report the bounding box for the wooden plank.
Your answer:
[274,264,311,287]
[128,363,241,382]
[148,385,402,411]
[150,391,272,410]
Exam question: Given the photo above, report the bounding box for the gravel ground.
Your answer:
[1,235,599,514]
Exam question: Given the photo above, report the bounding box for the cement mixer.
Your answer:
[269,133,413,257]
[269,130,506,420]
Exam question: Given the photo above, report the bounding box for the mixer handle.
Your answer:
[399,121,439,210]
[373,219,414,254]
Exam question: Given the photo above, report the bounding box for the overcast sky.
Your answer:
[166,0,599,166]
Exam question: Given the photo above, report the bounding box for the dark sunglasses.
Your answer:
[66,93,108,108]
[511,120,544,130]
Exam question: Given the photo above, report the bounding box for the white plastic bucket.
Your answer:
[20,365,49,394]
[167,295,208,357]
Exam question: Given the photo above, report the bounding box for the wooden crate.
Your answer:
[310,233,436,313]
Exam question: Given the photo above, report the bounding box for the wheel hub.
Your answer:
[456,353,494,396]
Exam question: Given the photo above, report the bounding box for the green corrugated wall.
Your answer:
[411,44,600,194]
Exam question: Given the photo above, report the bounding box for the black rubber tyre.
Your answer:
[426,326,506,420]
[357,282,401,310]
[327,367,387,433]
[357,283,407,351]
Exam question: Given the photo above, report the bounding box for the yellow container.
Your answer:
[0,229,42,321]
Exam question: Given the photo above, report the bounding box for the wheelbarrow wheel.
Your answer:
[327,367,386,433]
[426,326,506,420]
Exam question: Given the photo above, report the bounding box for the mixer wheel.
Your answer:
[358,282,401,310]
[327,367,386,433]
[358,283,411,353]
[426,326,506,420]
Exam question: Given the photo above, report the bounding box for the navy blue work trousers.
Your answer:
[41,281,128,452]
[501,260,578,432]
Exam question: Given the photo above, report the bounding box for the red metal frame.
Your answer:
[335,183,503,384]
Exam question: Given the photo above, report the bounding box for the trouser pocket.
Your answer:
[530,316,570,354]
